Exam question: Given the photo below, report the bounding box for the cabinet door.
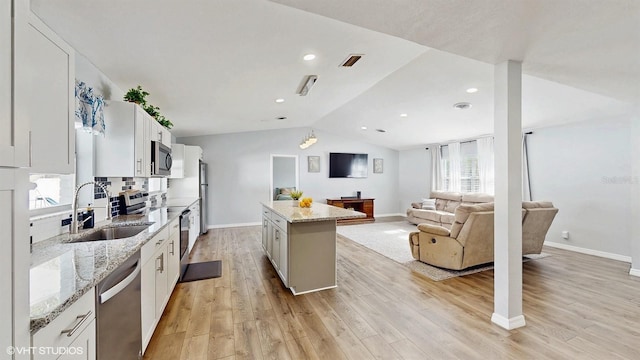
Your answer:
[155,248,168,319]
[271,226,281,269]
[134,107,150,177]
[0,0,29,168]
[167,229,180,289]
[26,14,75,174]
[56,319,96,360]
[261,217,269,251]
[279,229,288,286]
[140,258,156,350]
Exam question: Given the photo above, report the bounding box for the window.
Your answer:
[29,174,75,210]
[439,141,480,193]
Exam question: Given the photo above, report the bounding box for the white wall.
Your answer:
[398,147,431,211]
[178,128,401,226]
[524,117,633,258]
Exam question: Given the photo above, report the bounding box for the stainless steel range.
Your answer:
[118,190,149,215]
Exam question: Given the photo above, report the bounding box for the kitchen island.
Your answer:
[261,200,365,295]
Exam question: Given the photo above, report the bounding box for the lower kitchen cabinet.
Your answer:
[188,200,200,252]
[262,206,288,287]
[141,217,180,353]
[31,289,96,360]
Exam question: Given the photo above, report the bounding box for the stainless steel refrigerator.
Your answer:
[199,161,209,234]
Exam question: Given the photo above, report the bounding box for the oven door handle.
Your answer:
[99,259,141,304]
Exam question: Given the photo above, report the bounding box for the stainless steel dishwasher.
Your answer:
[95,250,142,360]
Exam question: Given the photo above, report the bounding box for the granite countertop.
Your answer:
[29,200,197,333]
[262,200,366,223]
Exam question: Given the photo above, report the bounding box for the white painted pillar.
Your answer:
[492,60,525,330]
[631,109,640,277]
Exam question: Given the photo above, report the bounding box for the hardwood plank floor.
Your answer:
[144,225,640,359]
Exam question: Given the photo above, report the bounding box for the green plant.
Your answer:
[143,104,160,118]
[124,85,174,129]
[155,115,174,129]
[290,190,303,200]
[123,85,149,105]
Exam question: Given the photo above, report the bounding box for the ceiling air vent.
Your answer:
[340,54,363,67]
[296,75,318,96]
[453,102,472,110]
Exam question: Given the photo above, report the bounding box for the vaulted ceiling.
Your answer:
[31,0,638,149]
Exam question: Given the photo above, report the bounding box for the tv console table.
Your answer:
[326,198,375,224]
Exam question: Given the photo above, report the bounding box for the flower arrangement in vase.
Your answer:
[290,190,303,200]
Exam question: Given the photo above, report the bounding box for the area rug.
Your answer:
[180,260,222,283]
[336,221,548,281]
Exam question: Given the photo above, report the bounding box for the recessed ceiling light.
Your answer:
[360,126,367,130]
[275,98,284,103]
[466,88,478,93]
[400,113,408,118]
[453,102,472,110]
[375,129,386,133]
[303,54,316,61]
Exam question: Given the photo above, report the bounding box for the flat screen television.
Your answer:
[329,153,368,178]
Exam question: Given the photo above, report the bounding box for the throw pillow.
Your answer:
[421,198,436,210]
[280,187,294,195]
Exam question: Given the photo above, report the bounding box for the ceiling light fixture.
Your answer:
[296,75,318,96]
[360,126,367,130]
[303,54,316,61]
[400,113,408,118]
[299,130,318,149]
[453,102,472,110]
[275,98,285,103]
[466,88,478,93]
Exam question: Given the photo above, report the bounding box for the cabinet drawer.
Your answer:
[271,212,287,233]
[262,206,272,220]
[141,227,169,264]
[32,288,96,359]
[168,217,180,237]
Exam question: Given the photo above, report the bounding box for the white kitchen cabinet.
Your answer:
[0,168,30,360]
[25,13,75,174]
[140,226,173,353]
[168,144,185,178]
[261,207,288,287]
[184,146,203,178]
[149,119,171,148]
[167,218,181,289]
[188,201,200,252]
[95,101,151,177]
[31,288,96,360]
[1,0,30,168]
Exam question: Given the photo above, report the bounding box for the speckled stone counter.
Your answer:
[29,201,197,333]
[262,200,366,223]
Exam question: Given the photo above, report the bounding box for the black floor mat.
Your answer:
[180,260,222,283]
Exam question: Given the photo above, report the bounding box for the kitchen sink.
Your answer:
[70,224,150,242]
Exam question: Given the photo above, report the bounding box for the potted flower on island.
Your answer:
[290,190,303,200]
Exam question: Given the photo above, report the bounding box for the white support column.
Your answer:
[631,109,640,277]
[492,60,525,330]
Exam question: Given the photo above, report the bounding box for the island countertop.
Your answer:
[262,200,365,223]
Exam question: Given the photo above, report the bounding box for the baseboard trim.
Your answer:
[208,222,261,229]
[491,313,526,330]
[630,268,640,277]
[375,213,406,218]
[544,241,632,263]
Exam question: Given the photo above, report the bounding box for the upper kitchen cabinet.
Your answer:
[95,101,151,177]
[148,119,171,148]
[24,13,76,174]
[1,0,30,168]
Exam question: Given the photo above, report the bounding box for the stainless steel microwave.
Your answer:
[151,141,172,176]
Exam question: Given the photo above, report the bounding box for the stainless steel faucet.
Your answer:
[71,181,112,234]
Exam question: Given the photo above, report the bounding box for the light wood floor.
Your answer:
[144,225,640,360]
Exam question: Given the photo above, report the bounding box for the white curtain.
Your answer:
[522,133,532,200]
[430,146,442,192]
[477,137,495,195]
[448,142,461,192]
